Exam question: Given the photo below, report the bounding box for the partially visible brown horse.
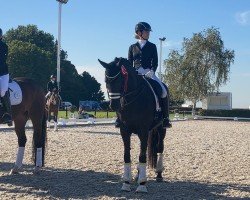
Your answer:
[46,89,60,131]
[0,77,47,174]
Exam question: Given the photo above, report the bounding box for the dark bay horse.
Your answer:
[0,77,47,174]
[46,89,60,131]
[99,57,167,193]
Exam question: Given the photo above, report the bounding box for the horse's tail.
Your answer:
[147,128,158,169]
[32,110,47,166]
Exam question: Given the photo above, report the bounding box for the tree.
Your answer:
[79,71,105,102]
[60,60,82,105]
[4,25,55,87]
[3,24,105,106]
[4,25,55,52]
[7,40,54,87]
[163,27,235,115]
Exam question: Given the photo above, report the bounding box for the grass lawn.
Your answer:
[58,110,192,119]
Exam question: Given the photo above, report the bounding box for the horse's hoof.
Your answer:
[134,173,139,182]
[136,185,148,193]
[121,183,131,192]
[33,166,41,174]
[156,172,163,182]
[156,177,163,182]
[9,166,19,175]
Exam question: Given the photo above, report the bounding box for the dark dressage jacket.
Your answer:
[0,39,9,76]
[128,41,158,72]
[47,81,58,92]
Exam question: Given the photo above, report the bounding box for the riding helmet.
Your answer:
[135,22,152,33]
[50,74,56,79]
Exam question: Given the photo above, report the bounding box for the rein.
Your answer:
[120,85,146,108]
[105,65,146,109]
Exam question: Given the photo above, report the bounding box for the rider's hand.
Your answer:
[145,70,154,78]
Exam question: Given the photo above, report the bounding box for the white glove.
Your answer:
[145,70,154,78]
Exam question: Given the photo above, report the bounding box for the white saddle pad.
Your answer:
[9,81,22,105]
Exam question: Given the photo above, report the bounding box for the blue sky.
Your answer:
[1,0,250,108]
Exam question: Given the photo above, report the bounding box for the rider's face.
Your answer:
[141,30,150,40]
[51,78,56,82]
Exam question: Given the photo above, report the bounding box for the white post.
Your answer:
[159,40,162,81]
[159,37,166,81]
[57,2,62,89]
[56,0,68,88]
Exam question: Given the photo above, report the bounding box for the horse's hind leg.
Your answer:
[30,108,47,173]
[47,111,51,129]
[53,111,58,131]
[155,127,166,181]
[10,115,28,174]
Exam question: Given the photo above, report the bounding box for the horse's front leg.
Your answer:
[136,131,149,193]
[47,110,51,129]
[121,130,132,192]
[10,117,27,175]
[155,127,166,182]
[53,111,58,131]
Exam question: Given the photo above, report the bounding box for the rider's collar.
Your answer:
[138,39,147,48]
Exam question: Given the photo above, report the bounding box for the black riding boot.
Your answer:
[115,117,121,128]
[161,96,172,128]
[1,91,13,126]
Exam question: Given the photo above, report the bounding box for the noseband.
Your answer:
[105,65,128,100]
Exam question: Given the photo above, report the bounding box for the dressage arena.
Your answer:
[0,120,249,199]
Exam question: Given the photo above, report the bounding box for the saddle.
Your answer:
[142,77,166,130]
[0,81,22,106]
[147,79,163,99]
[143,77,162,111]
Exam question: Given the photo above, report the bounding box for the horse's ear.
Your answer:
[115,57,122,67]
[98,59,110,69]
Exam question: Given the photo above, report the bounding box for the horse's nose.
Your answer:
[110,100,120,111]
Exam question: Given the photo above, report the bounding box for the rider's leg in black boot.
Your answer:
[160,96,172,128]
[115,117,121,128]
[1,91,13,126]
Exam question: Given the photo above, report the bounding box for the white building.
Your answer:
[202,92,232,110]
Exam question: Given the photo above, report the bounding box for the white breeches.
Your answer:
[0,74,9,97]
[137,67,167,98]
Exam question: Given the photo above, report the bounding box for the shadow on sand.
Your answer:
[0,162,249,199]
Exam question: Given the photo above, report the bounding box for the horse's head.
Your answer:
[98,57,137,111]
[49,91,59,106]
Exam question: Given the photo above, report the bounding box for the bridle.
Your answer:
[105,65,129,99]
[105,64,145,108]
[105,70,122,100]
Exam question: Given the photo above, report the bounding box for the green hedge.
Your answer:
[198,109,250,118]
